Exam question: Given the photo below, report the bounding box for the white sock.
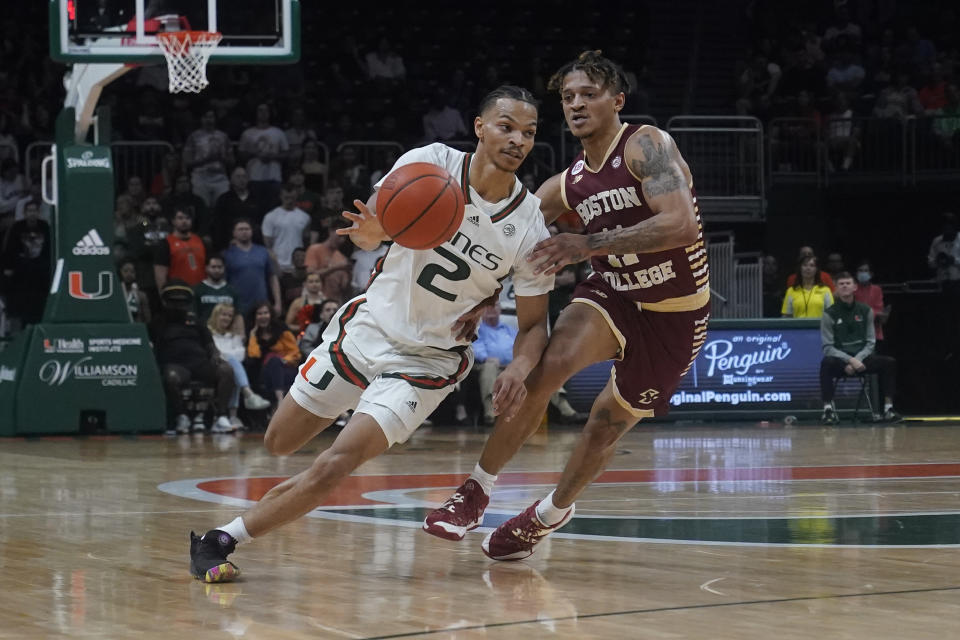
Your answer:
[884,402,893,412]
[468,463,497,495]
[824,403,833,411]
[214,516,253,545]
[536,490,572,526]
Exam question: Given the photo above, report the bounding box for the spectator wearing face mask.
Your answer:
[853,260,889,347]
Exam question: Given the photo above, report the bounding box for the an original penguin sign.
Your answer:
[670,326,850,412]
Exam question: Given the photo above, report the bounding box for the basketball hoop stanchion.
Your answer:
[156,31,222,93]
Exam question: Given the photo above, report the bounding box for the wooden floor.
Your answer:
[3,420,960,639]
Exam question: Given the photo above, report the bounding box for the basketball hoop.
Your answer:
[156,31,222,93]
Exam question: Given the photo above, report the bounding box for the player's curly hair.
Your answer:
[547,50,632,95]
[477,85,539,117]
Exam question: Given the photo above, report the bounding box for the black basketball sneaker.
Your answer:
[189,529,241,583]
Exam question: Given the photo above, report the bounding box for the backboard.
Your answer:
[49,0,300,64]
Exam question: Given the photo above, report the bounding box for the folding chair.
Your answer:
[831,372,876,423]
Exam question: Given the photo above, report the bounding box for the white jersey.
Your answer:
[366,143,553,350]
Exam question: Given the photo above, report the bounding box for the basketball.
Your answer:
[376,162,465,250]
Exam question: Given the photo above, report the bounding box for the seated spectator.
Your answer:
[872,89,904,119]
[761,254,785,318]
[0,158,28,233]
[918,63,947,114]
[284,106,318,165]
[161,174,209,237]
[289,170,323,219]
[300,139,328,193]
[329,146,369,204]
[422,89,468,142]
[212,167,264,252]
[882,73,923,119]
[471,302,588,426]
[112,194,141,261]
[262,183,312,273]
[823,92,860,172]
[785,246,836,290]
[364,37,406,82]
[239,103,288,212]
[280,246,309,307]
[368,148,401,191]
[151,281,236,435]
[295,298,339,359]
[819,272,900,424]
[351,241,388,294]
[782,255,834,318]
[285,270,327,330]
[927,212,960,295]
[824,251,846,282]
[310,181,347,236]
[121,175,147,209]
[770,91,821,172]
[194,254,240,329]
[154,208,206,291]
[119,258,151,324]
[473,303,517,426]
[822,5,861,53]
[735,52,782,118]
[0,199,51,330]
[182,109,231,207]
[15,184,52,223]
[853,260,889,347]
[151,151,183,198]
[932,84,960,151]
[898,25,936,69]
[304,223,353,302]
[825,49,865,95]
[207,302,271,430]
[247,301,301,405]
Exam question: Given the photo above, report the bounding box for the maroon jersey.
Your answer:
[561,124,708,311]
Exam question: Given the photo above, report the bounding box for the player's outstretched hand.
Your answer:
[450,286,502,342]
[528,233,592,275]
[338,199,389,251]
[492,367,527,422]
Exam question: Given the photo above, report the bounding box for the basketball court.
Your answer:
[4,421,960,638]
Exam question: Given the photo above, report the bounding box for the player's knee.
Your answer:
[536,349,578,388]
[263,424,295,456]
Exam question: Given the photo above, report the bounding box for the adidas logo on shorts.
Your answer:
[73,229,110,256]
[406,400,418,412]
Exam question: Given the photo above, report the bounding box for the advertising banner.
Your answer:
[565,319,862,419]
[13,323,164,433]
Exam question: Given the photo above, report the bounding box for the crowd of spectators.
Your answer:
[740,0,960,171]
[3,3,958,426]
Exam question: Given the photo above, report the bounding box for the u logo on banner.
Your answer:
[68,271,113,300]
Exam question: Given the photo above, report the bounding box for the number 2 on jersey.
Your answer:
[416,246,470,301]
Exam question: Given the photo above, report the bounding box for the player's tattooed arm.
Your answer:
[584,128,699,255]
[632,134,684,199]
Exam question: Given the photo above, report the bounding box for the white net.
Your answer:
[157,31,222,94]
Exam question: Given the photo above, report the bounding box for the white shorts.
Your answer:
[290,296,473,446]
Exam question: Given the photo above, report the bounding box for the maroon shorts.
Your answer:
[571,275,710,417]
